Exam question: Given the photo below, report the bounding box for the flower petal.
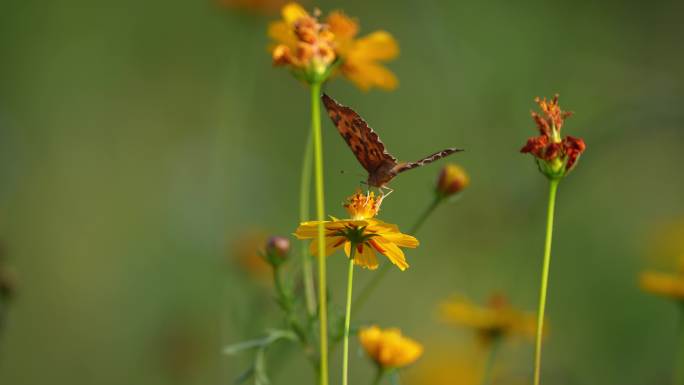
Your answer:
[282,2,309,24]
[372,237,409,271]
[354,242,379,270]
[326,10,359,40]
[310,235,345,257]
[341,61,398,91]
[267,21,296,48]
[349,31,399,61]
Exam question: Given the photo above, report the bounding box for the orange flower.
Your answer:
[268,3,399,90]
[359,325,423,369]
[640,271,684,300]
[520,94,586,178]
[294,190,418,270]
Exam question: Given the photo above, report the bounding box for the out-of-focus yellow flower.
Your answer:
[439,294,538,344]
[640,271,684,300]
[359,325,423,369]
[268,3,399,90]
[326,10,399,91]
[294,190,418,270]
[435,163,470,198]
[406,351,482,385]
[640,219,684,301]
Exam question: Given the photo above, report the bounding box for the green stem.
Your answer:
[674,304,684,385]
[480,337,501,385]
[310,81,328,385]
[533,178,559,385]
[353,196,443,312]
[371,367,387,385]
[299,127,316,317]
[342,247,357,385]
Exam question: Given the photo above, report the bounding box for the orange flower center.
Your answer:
[344,190,380,220]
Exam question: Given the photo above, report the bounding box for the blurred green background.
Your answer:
[0,0,683,384]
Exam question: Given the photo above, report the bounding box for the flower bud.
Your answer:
[264,236,291,266]
[436,164,470,198]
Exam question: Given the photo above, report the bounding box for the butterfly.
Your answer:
[321,93,462,195]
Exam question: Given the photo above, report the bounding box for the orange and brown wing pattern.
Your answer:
[321,94,398,174]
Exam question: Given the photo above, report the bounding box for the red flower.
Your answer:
[521,94,586,177]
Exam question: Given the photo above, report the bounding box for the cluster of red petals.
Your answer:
[520,95,586,172]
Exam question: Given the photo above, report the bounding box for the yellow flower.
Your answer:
[326,11,399,91]
[640,271,684,300]
[439,294,538,344]
[294,190,418,271]
[359,325,423,369]
[268,3,336,81]
[268,3,399,90]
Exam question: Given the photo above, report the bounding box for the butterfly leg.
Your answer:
[378,186,394,205]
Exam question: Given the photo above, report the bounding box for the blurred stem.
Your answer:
[273,266,308,347]
[481,336,501,385]
[342,247,357,385]
[371,367,388,385]
[533,178,559,385]
[675,304,684,385]
[299,125,316,317]
[353,195,443,312]
[310,81,329,385]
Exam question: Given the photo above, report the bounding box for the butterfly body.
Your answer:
[321,94,462,189]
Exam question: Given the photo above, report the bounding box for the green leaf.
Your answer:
[223,329,296,355]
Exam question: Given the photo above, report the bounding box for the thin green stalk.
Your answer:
[674,304,684,385]
[299,128,316,317]
[371,367,388,385]
[481,337,501,385]
[353,196,443,312]
[342,247,357,385]
[310,81,328,385]
[533,178,559,385]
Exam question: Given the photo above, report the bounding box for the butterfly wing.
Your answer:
[392,148,463,174]
[321,94,398,175]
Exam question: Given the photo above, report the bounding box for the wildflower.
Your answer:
[439,294,537,344]
[268,3,337,83]
[435,163,470,199]
[359,325,423,369]
[294,190,418,271]
[520,94,586,179]
[264,236,291,266]
[269,3,399,90]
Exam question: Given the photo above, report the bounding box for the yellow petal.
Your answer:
[355,242,379,270]
[326,10,359,40]
[268,21,296,48]
[349,31,399,61]
[379,232,419,248]
[372,237,409,271]
[282,2,309,24]
[342,61,398,91]
[310,236,345,257]
[294,220,328,239]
